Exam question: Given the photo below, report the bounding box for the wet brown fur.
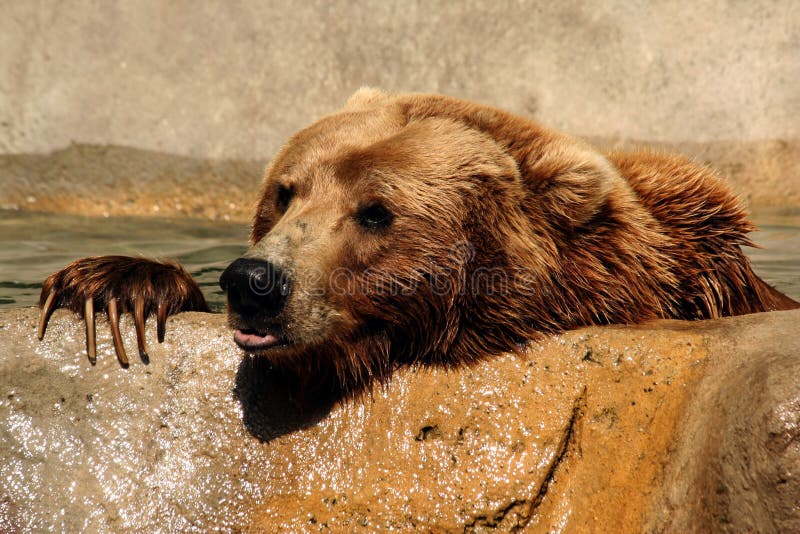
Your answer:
[40,90,798,395]
[40,256,208,317]
[39,255,209,360]
[240,90,799,395]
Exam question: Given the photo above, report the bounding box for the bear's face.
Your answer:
[218,89,793,392]
[224,104,523,378]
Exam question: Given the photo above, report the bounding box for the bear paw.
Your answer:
[38,256,209,366]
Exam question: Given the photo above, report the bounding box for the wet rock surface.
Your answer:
[1,308,798,531]
[649,315,800,533]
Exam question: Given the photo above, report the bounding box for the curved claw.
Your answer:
[106,298,129,368]
[38,289,56,340]
[85,297,96,365]
[133,298,149,364]
[157,299,167,344]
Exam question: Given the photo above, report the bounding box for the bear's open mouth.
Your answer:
[233,328,287,351]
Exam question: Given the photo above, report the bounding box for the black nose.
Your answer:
[219,258,292,317]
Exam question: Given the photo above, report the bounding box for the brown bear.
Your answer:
[38,89,799,395]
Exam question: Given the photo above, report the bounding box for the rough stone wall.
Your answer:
[1,1,798,159]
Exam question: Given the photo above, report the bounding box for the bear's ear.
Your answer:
[395,94,620,230]
[345,87,388,109]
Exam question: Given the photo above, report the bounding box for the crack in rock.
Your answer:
[464,387,587,532]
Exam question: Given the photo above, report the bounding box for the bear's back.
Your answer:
[608,149,798,315]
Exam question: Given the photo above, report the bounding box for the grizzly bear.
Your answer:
[38,89,799,395]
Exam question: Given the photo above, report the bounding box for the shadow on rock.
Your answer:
[233,355,338,442]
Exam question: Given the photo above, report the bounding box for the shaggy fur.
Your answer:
[40,90,798,395]
[39,256,208,365]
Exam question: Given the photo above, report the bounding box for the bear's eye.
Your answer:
[276,184,294,213]
[355,202,394,231]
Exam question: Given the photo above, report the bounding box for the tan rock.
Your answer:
[0,144,262,222]
[649,315,800,533]
[2,139,798,225]
[1,308,798,531]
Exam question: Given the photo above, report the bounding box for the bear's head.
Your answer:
[220,89,646,393]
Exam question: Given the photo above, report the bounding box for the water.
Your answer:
[0,210,248,312]
[0,209,798,310]
[745,208,800,300]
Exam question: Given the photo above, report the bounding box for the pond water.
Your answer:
[0,209,798,311]
[0,211,248,312]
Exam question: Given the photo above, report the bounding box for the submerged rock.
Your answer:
[1,308,798,531]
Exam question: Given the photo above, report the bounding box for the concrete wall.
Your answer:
[1,0,798,160]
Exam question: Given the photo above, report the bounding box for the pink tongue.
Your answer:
[234,330,280,348]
